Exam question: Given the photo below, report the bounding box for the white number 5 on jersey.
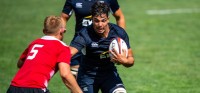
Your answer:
[27,44,44,60]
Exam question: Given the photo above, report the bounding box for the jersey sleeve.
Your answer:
[113,24,131,49]
[122,32,131,49]
[57,46,71,64]
[109,0,120,13]
[62,0,73,15]
[70,34,86,52]
[19,47,29,61]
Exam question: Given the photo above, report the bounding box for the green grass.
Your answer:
[1,0,200,93]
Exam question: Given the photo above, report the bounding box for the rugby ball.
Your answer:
[109,37,128,58]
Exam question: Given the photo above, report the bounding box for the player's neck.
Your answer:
[47,34,62,41]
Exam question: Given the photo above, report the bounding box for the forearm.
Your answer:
[111,49,134,67]
[121,49,134,67]
[121,56,134,67]
[59,63,82,93]
[114,9,126,29]
[116,15,126,29]
[69,46,79,57]
[60,13,70,24]
[61,73,82,93]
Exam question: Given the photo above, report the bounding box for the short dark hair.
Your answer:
[91,1,110,17]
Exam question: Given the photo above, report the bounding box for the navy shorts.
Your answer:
[77,68,125,93]
[7,85,50,93]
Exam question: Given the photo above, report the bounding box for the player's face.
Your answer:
[92,14,109,35]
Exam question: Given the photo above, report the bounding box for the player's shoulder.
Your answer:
[78,26,88,35]
[109,23,125,33]
[109,23,129,39]
[78,25,94,36]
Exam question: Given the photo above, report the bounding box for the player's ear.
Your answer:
[60,27,66,33]
[43,29,47,35]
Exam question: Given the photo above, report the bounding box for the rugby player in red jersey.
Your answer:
[7,15,82,93]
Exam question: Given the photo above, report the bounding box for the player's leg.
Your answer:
[78,83,99,93]
[77,68,99,93]
[110,85,126,93]
[101,71,127,93]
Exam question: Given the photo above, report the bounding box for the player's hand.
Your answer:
[110,48,128,64]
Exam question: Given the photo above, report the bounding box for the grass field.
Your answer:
[0,0,200,93]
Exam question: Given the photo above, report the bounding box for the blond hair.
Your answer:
[43,15,63,35]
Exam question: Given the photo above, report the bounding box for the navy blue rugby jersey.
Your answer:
[70,23,130,70]
[62,0,120,33]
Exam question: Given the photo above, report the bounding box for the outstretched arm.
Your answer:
[58,62,83,93]
[69,46,79,57]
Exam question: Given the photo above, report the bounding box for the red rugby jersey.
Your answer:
[11,36,71,89]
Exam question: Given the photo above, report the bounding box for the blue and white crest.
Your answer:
[91,42,98,47]
[76,3,82,8]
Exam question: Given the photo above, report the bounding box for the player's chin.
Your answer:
[96,29,105,34]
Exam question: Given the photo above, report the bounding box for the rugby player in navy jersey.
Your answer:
[69,2,134,93]
[61,0,126,76]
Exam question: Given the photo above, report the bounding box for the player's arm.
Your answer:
[113,8,126,29]
[61,0,73,24]
[69,46,79,57]
[61,12,71,24]
[122,49,134,67]
[111,48,134,67]
[17,48,29,68]
[69,35,85,57]
[17,59,24,68]
[58,62,83,93]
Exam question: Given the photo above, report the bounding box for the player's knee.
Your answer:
[112,87,127,93]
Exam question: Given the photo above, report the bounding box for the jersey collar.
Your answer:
[41,36,67,46]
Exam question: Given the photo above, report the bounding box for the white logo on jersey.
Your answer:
[91,42,98,47]
[99,1,105,3]
[76,3,82,8]
[83,87,88,91]
[82,19,92,26]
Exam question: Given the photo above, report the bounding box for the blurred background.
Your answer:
[0,0,200,93]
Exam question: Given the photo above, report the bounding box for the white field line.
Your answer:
[146,8,200,15]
